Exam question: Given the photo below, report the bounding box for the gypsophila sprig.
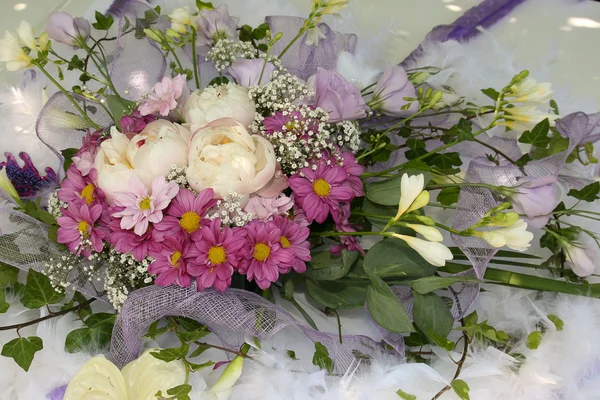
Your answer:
[206,39,258,71]
[207,191,255,227]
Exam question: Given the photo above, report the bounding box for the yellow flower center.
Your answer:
[280,236,291,248]
[77,221,90,237]
[285,121,301,131]
[180,211,201,233]
[219,136,233,145]
[139,197,152,210]
[80,183,96,205]
[312,178,331,197]
[208,246,227,265]
[253,243,271,262]
[170,251,183,268]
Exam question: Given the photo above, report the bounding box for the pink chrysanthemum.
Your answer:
[148,235,193,287]
[138,74,187,117]
[57,202,105,257]
[112,176,179,236]
[238,220,294,289]
[288,162,355,224]
[262,109,319,137]
[155,188,216,238]
[273,216,311,274]
[58,165,105,206]
[107,213,165,261]
[187,218,246,292]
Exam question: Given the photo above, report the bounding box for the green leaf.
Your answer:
[518,119,551,147]
[531,130,570,160]
[437,187,460,206]
[304,250,359,281]
[305,279,367,309]
[363,239,437,279]
[145,320,169,340]
[186,360,215,372]
[550,99,560,115]
[366,276,415,333]
[451,379,471,400]
[412,291,454,341]
[190,343,210,358]
[177,327,210,342]
[548,314,564,331]
[481,88,500,101]
[515,154,532,168]
[106,95,137,126]
[526,331,543,349]
[208,76,230,87]
[404,329,429,347]
[65,318,115,354]
[93,11,115,31]
[412,276,479,294]
[427,152,463,170]
[456,119,475,142]
[1,336,43,371]
[21,269,64,309]
[406,138,425,150]
[396,389,417,400]
[85,313,116,329]
[196,0,214,10]
[568,182,600,202]
[0,290,9,313]
[287,350,298,360]
[0,262,19,288]
[427,329,455,351]
[151,344,189,362]
[312,342,334,374]
[65,328,93,353]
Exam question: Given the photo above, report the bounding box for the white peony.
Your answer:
[94,121,189,204]
[182,83,256,134]
[186,118,276,199]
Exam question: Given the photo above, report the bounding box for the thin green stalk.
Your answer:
[356,142,387,161]
[311,231,389,238]
[472,137,522,171]
[191,28,200,89]
[435,222,464,236]
[33,62,101,129]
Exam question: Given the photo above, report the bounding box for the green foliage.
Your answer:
[312,342,334,374]
[437,187,460,206]
[20,199,56,225]
[304,250,359,281]
[106,95,136,127]
[61,291,92,319]
[156,384,193,400]
[208,76,230,87]
[65,313,116,353]
[93,11,115,31]
[518,119,551,148]
[451,379,471,400]
[461,311,509,344]
[1,336,43,371]
[305,279,367,309]
[21,269,64,309]
[145,319,169,340]
[481,88,500,101]
[196,0,214,10]
[568,182,600,202]
[526,331,544,349]
[363,239,437,279]
[427,329,455,351]
[0,290,9,313]
[411,276,479,295]
[412,291,454,342]
[366,276,414,333]
[427,152,462,172]
[151,344,190,362]
[548,314,564,331]
[286,350,298,360]
[396,389,417,400]
[0,262,19,288]
[61,148,79,172]
[531,129,570,160]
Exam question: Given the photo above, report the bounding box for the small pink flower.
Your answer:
[273,216,311,274]
[57,202,105,257]
[120,111,157,135]
[289,198,309,227]
[288,162,355,224]
[58,166,105,206]
[148,235,193,287]
[155,188,216,238]
[187,219,247,291]
[112,176,179,236]
[71,151,95,176]
[239,220,295,289]
[139,75,187,117]
[107,212,164,261]
[243,193,294,221]
[79,129,103,154]
[331,202,365,256]
[339,151,365,197]
[262,108,319,138]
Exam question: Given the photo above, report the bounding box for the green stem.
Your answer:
[435,222,464,236]
[278,29,306,59]
[311,231,389,238]
[191,28,200,89]
[356,142,387,161]
[34,62,101,130]
[472,137,522,171]
[0,298,96,332]
[288,297,319,330]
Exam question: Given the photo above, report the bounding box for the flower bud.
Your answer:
[209,355,244,393]
[38,32,50,51]
[406,224,443,242]
[0,168,23,207]
[46,12,90,47]
[416,215,436,226]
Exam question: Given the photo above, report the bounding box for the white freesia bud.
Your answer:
[506,78,553,104]
[406,224,443,242]
[497,106,557,137]
[476,219,534,251]
[0,30,32,71]
[38,32,50,51]
[319,0,350,15]
[392,233,453,266]
[169,7,197,33]
[405,190,430,215]
[0,168,23,207]
[16,21,36,50]
[563,244,596,277]
[395,173,427,220]
[209,355,245,393]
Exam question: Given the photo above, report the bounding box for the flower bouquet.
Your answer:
[0,0,599,398]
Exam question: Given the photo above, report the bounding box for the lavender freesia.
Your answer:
[228,59,276,87]
[370,65,418,117]
[46,12,91,47]
[196,5,239,46]
[511,176,558,229]
[308,68,367,123]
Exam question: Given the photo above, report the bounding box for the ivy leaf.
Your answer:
[526,331,544,349]
[61,291,92,319]
[567,182,600,202]
[531,130,569,160]
[515,154,532,168]
[151,344,189,362]
[21,269,64,309]
[166,383,193,400]
[312,342,334,374]
[548,314,564,331]
[190,343,210,358]
[65,328,93,353]
[437,187,460,206]
[451,379,471,400]
[1,336,43,371]
[0,290,9,313]
[367,276,415,333]
[176,317,206,332]
[427,152,462,170]
[456,118,474,142]
[92,11,114,31]
[186,360,215,372]
[396,389,417,400]
[196,0,215,10]
[145,319,169,340]
[481,88,500,101]
[0,262,19,288]
[518,119,551,148]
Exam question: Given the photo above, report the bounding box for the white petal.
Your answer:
[64,355,128,400]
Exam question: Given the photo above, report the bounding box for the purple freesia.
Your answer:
[46,12,91,47]
[196,5,239,46]
[371,65,418,117]
[228,59,276,87]
[511,176,558,229]
[308,68,367,123]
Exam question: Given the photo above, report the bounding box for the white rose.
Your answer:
[186,118,276,199]
[182,83,256,134]
[94,121,189,204]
